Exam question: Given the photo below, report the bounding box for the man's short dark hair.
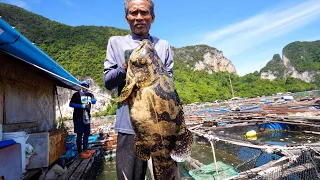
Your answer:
[124,0,155,18]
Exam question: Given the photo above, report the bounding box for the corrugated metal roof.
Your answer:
[0,18,81,90]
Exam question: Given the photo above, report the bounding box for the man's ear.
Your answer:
[151,14,155,23]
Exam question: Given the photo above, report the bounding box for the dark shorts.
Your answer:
[116,133,147,180]
[73,119,90,133]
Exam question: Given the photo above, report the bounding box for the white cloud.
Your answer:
[8,0,28,9]
[198,0,320,58]
[31,0,41,4]
[308,36,320,41]
[6,0,41,9]
[65,0,78,8]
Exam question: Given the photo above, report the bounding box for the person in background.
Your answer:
[103,0,176,179]
[69,80,97,153]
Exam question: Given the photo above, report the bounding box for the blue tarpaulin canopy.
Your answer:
[0,18,81,90]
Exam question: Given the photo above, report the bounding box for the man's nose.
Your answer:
[136,13,143,20]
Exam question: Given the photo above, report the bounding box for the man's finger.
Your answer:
[123,62,128,70]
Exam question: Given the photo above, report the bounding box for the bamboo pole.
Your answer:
[229,74,235,98]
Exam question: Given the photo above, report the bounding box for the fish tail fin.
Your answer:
[151,155,177,180]
[170,122,194,162]
[133,136,150,161]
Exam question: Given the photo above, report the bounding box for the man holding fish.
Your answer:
[104,0,193,179]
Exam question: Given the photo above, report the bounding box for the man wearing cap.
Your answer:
[69,80,97,153]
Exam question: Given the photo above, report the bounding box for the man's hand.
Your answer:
[123,62,128,71]
[81,102,90,109]
[81,104,86,109]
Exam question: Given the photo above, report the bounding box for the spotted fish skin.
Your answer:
[117,40,193,179]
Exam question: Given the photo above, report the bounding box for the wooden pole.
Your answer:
[185,157,204,169]
[229,74,235,98]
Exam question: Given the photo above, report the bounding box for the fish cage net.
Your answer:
[250,149,320,180]
[189,135,320,180]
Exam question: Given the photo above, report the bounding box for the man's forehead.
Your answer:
[128,0,150,8]
[128,5,149,11]
[127,0,151,3]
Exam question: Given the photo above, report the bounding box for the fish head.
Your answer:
[130,39,154,66]
[117,39,157,102]
[128,39,159,88]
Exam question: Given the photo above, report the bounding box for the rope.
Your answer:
[311,147,320,155]
[192,130,311,153]
[209,140,219,180]
[194,131,275,150]
[281,148,298,162]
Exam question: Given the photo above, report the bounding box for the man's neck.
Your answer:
[81,89,88,93]
[131,32,150,40]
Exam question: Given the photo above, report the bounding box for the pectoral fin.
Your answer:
[117,80,136,103]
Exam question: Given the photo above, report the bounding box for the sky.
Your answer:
[1,0,320,76]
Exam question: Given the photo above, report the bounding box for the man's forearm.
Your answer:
[70,103,83,109]
[104,66,126,90]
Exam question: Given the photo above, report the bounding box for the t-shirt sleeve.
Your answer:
[165,42,174,78]
[70,92,78,104]
[69,92,82,108]
[103,37,127,90]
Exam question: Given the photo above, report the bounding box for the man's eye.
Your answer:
[141,11,150,16]
[129,11,138,16]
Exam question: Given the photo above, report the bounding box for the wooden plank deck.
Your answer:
[60,150,102,180]
[80,156,95,180]
[60,158,82,180]
[20,168,42,180]
[69,158,91,180]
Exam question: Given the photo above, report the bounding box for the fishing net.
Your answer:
[189,161,239,180]
[210,140,282,172]
[188,133,320,180]
[252,148,320,180]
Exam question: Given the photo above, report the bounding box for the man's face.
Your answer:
[81,84,89,91]
[126,0,154,37]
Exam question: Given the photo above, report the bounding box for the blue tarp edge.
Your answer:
[0,18,81,90]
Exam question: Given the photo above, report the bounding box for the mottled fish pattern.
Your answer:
[117,40,193,179]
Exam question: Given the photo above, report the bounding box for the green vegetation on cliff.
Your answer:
[0,3,316,105]
[260,54,286,79]
[172,45,221,68]
[174,62,314,104]
[283,41,320,72]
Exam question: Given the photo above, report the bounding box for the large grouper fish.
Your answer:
[117,39,193,179]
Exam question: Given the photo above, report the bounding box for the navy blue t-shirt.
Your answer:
[70,91,95,133]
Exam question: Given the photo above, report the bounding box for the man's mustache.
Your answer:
[134,23,146,26]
